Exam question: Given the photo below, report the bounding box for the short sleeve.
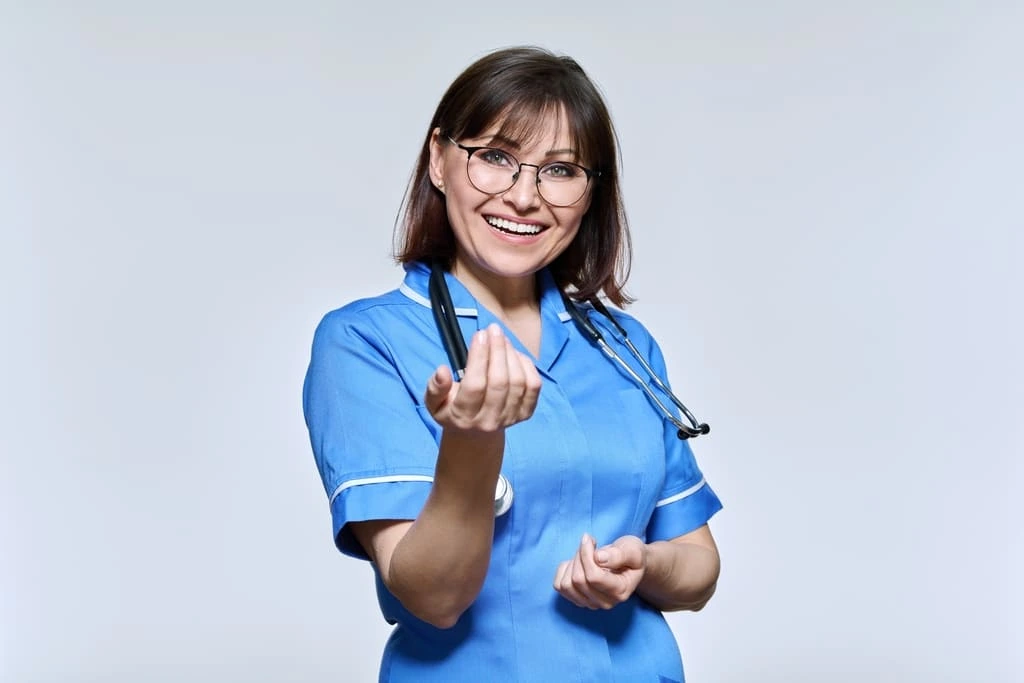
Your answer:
[302,308,439,559]
[619,319,722,542]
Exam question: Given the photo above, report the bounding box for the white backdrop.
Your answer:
[2,2,1021,682]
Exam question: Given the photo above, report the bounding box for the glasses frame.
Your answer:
[446,135,600,207]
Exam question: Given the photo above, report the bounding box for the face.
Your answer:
[428,110,592,296]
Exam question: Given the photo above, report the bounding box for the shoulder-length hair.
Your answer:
[394,46,632,306]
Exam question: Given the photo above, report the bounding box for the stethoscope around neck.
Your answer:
[427,262,710,516]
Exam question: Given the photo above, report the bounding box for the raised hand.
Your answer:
[553,534,647,610]
[425,323,542,434]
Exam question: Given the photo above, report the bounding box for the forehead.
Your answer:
[476,105,577,153]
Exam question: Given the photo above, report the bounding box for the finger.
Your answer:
[555,553,585,603]
[598,537,645,571]
[423,365,453,415]
[561,555,598,609]
[577,535,618,608]
[502,337,527,423]
[453,329,489,415]
[569,537,608,609]
[593,544,623,570]
[579,534,603,579]
[553,560,571,592]
[515,352,542,422]
[481,324,510,422]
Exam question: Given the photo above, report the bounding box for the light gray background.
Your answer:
[2,2,1021,682]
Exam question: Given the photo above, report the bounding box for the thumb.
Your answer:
[596,539,644,570]
[593,545,621,568]
[424,365,453,412]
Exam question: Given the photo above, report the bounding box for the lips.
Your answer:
[485,215,546,236]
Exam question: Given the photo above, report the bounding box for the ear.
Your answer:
[428,127,447,191]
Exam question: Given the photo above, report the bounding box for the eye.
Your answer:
[541,162,582,180]
[476,148,516,168]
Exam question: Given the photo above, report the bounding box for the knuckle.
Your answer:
[450,415,474,431]
[488,377,509,393]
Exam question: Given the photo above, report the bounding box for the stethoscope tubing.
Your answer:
[428,264,468,379]
[559,290,710,440]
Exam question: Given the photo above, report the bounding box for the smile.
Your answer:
[485,216,545,236]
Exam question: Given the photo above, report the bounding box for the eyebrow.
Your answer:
[483,133,577,158]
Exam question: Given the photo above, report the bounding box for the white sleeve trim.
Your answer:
[654,477,707,508]
[329,474,435,505]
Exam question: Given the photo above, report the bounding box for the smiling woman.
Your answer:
[302,46,722,683]
[426,115,592,323]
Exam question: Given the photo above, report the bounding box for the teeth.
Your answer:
[486,216,542,235]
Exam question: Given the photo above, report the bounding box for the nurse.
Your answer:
[303,46,723,682]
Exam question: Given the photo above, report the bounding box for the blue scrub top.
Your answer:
[303,261,722,683]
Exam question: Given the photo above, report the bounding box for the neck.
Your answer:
[450,261,540,320]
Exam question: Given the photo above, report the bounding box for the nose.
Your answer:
[502,163,543,211]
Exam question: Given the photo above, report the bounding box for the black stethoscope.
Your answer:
[428,263,710,515]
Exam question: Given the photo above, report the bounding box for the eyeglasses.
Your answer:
[447,136,599,207]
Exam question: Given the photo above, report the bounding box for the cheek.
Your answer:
[559,208,588,237]
[443,187,479,227]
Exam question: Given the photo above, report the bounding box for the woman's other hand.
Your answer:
[425,323,541,433]
[553,534,647,610]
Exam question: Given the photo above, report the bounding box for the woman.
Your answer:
[303,46,723,682]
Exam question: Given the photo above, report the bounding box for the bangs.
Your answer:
[456,94,600,169]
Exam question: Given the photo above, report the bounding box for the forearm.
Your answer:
[636,538,721,612]
[385,428,504,627]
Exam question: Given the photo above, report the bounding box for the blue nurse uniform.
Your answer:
[303,261,722,682]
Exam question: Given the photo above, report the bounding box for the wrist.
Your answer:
[439,425,505,458]
[433,427,505,491]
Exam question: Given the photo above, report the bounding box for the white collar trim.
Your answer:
[399,283,478,317]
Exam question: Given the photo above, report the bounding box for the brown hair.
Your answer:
[393,46,632,306]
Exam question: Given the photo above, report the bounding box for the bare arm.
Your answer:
[635,524,720,611]
[350,324,541,629]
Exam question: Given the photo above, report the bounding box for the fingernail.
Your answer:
[595,550,609,563]
[488,323,501,337]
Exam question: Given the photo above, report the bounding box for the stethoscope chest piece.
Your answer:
[494,474,513,517]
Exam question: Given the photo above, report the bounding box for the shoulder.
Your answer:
[590,303,658,349]
[311,288,418,350]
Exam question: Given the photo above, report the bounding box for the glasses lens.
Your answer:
[467,148,591,207]
[536,162,590,207]
[467,148,517,194]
